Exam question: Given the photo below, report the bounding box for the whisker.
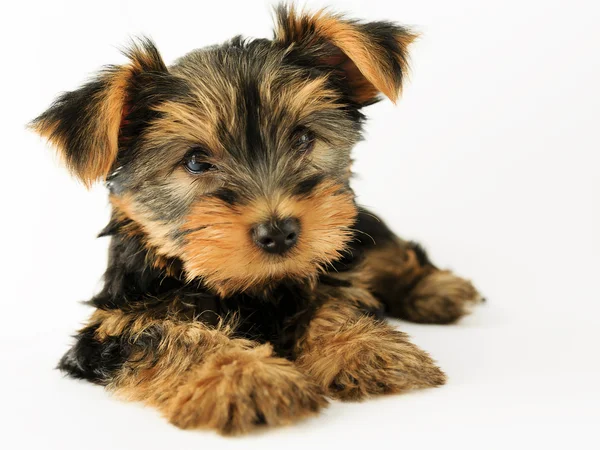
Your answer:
[348,227,376,245]
[356,208,382,222]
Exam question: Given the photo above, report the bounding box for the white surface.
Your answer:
[2,0,599,449]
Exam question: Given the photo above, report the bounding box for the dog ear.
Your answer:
[273,5,417,105]
[29,38,167,187]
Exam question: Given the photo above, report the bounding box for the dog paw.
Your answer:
[166,344,327,435]
[297,317,446,401]
[401,271,483,324]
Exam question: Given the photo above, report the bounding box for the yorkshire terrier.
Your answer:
[31,5,482,435]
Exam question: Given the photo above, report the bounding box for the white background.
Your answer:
[2,0,599,449]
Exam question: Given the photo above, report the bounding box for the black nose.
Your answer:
[252,218,300,255]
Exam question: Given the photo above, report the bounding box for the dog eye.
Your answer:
[293,128,316,153]
[183,150,216,174]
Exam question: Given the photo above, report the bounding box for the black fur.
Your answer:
[40,13,422,396]
[293,174,325,197]
[60,206,394,382]
[31,76,109,174]
[212,187,240,205]
[58,324,129,385]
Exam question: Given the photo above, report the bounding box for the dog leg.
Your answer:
[294,287,446,400]
[59,308,326,435]
[353,208,483,324]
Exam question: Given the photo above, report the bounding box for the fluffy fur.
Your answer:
[32,4,481,435]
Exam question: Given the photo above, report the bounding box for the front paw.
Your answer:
[297,317,446,401]
[166,345,327,435]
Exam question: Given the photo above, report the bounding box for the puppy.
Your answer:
[31,5,481,435]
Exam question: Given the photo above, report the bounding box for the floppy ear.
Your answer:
[29,39,167,187]
[273,5,417,105]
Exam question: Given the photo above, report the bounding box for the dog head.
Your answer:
[31,5,416,295]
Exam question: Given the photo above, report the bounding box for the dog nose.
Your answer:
[252,218,300,255]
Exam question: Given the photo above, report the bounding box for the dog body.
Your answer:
[32,6,481,435]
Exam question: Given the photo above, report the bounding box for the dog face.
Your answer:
[31,6,416,295]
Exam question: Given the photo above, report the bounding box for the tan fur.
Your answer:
[331,238,482,324]
[110,180,357,298]
[404,270,483,323]
[295,295,446,400]
[88,309,326,435]
[316,15,403,102]
[29,44,164,186]
[181,182,357,296]
[109,194,183,257]
[32,8,483,436]
[167,345,326,434]
[145,69,351,160]
[29,69,126,187]
[266,74,341,119]
[361,239,434,288]
[100,63,361,297]
[274,6,418,103]
[145,100,227,158]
